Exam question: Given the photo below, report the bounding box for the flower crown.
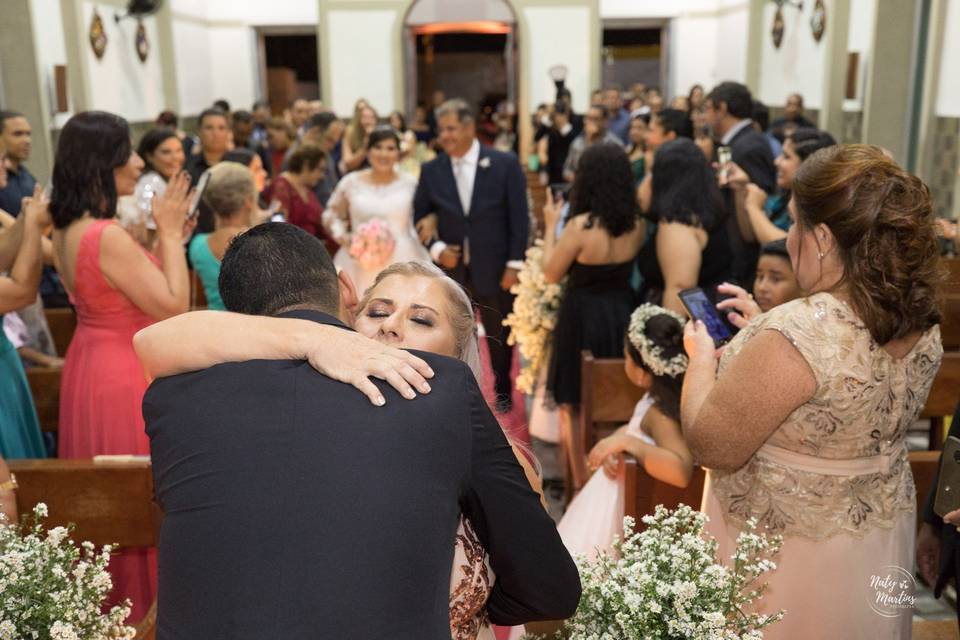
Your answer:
[627,304,689,378]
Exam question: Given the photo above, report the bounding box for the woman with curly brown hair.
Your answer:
[682,144,943,639]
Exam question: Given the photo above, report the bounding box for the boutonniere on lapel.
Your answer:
[479,157,491,170]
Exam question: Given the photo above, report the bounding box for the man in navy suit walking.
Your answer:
[414,98,529,413]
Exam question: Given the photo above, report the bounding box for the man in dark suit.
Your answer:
[706,82,777,286]
[413,99,530,413]
[142,224,579,639]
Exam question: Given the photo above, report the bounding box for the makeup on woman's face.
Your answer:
[114,150,145,196]
[354,275,458,358]
[369,138,399,172]
[150,137,186,180]
[775,139,800,191]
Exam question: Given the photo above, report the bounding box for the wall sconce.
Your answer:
[770,0,804,49]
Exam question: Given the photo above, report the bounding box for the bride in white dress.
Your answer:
[557,304,694,560]
[323,126,431,294]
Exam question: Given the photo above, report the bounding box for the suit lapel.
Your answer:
[441,153,466,217]
[467,146,488,216]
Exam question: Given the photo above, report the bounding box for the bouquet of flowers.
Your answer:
[524,505,784,640]
[503,240,565,395]
[349,218,396,270]
[0,504,135,640]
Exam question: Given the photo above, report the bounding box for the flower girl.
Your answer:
[557,303,694,559]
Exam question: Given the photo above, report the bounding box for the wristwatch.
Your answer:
[0,473,17,492]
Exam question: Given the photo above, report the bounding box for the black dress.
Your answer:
[636,220,732,304]
[546,261,636,405]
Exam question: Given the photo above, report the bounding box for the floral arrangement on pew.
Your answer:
[523,505,784,640]
[348,218,396,270]
[0,504,135,640]
[503,239,565,394]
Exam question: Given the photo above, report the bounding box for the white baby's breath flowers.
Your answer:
[0,503,136,640]
[522,505,784,640]
[503,240,566,394]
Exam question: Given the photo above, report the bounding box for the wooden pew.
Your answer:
[525,169,548,238]
[26,366,61,432]
[942,258,960,350]
[575,352,645,492]
[923,352,960,450]
[43,307,76,355]
[190,270,208,309]
[623,459,707,530]
[8,458,160,639]
[910,450,940,528]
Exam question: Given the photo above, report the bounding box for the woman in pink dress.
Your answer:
[50,111,192,622]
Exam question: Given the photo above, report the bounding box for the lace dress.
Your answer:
[449,516,495,640]
[702,293,942,639]
[323,171,431,295]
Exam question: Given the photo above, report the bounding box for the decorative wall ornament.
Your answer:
[771,5,785,48]
[135,18,149,62]
[89,8,108,59]
[811,0,827,42]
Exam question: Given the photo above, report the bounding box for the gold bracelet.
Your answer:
[0,473,17,492]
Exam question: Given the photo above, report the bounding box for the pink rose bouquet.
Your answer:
[349,218,396,270]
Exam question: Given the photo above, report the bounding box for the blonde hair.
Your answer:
[357,261,482,383]
[203,161,255,217]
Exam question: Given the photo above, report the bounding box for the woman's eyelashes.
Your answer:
[365,308,434,327]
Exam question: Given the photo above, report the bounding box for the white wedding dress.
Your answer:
[557,393,655,560]
[325,170,431,295]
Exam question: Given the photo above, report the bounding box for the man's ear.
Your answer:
[338,268,360,316]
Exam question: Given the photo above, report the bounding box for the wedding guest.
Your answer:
[636,138,732,314]
[603,86,630,144]
[250,100,271,148]
[265,117,295,177]
[50,111,193,622]
[705,82,776,193]
[322,127,429,295]
[288,98,310,135]
[542,102,579,185]
[0,111,36,215]
[626,113,648,186]
[683,144,943,639]
[688,84,706,111]
[297,112,344,206]
[752,100,782,159]
[267,144,337,255]
[188,162,257,310]
[186,109,229,233]
[770,93,816,130]
[0,183,48,459]
[0,454,16,524]
[411,103,432,143]
[341,102,379,174]
[559,304,693,559]
[117,128,185,248]
[562,104,623,182]
[413,98,530,414]
[541,143,644,488]
[156,110,194,157]
[670,96,691,112]
[3,310,64,368]
[643,108,693,154]
[426,89,446,140]
[713,239,803,332]
[222,148,268,196]
[388,110,417,158]
[727,129,836,245]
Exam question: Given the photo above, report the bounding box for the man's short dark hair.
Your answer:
[706,82,753,119]
[0,110,24,133]
[752,100,770,131]
[232,110,253,124]
[655,108,693,139]
[219,223,340,317]
[306,112,338,133]
[198,108,227,128]
[213,99,231,113]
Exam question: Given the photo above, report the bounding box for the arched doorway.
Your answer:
[402,0,518,139]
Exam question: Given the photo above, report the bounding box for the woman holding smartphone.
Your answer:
[50,111,193,621]
[682,145,942,639]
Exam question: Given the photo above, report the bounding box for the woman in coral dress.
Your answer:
[50,112,192,622]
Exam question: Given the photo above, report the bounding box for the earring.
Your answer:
[817,251,824,260]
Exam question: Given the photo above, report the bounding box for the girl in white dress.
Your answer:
[323,126,431,295]
[557,303,694,560]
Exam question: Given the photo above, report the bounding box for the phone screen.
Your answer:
[678,287,732,346]
[187,170,212,220]
[549,182,570,202]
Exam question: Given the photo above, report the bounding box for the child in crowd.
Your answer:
[3,311,63,368]
[556,303,694,560]
[717,238,802,327]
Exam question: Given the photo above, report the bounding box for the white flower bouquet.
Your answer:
[503,240,565,395]
[0,504,135,640]
[525,505,784,640]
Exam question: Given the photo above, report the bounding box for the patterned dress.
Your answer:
[449,516,495,640]
[702,293,942,639]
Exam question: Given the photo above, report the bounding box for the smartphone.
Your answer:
[717,145,732,182]
[549,182,570,202]
[678,287,732,347]
[187,170,212,220]
[935,436,960,518]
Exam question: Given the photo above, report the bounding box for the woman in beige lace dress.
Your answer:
[681,145,943,639]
